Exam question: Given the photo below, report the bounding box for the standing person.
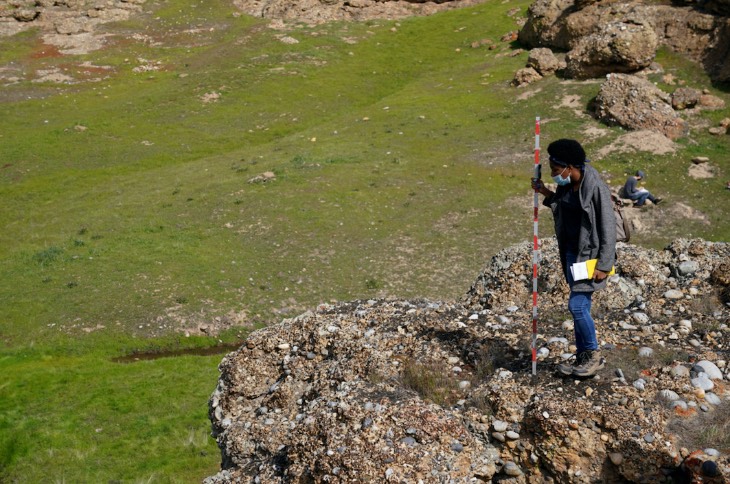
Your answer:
[531,139,616,377]
[623,170,662,207]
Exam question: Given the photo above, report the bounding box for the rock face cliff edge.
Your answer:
[207,238,730,483]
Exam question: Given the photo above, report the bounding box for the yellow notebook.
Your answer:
[570,259,616,280]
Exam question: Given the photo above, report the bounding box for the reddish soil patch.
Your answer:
[30,42,63,59]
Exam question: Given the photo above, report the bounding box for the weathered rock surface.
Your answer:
[207,238,730,482]
[0,0,147,54]
[233,0,489,25]
[519,0,730,82]
[594,73,689,140]
[527,47,562,75]
[564,19,658,79]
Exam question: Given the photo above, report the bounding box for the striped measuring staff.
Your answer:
[531,116,541,376]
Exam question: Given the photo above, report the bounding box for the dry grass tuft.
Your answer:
[400,358,461,408]
[669,401,730,454]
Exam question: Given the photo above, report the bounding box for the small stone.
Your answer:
[705,392,721,405]
[506,431,520,440]
[691,376,714,391]
[492,432,506,442]
[678,261,700,276]
[700,461,720,479]
[705,448,721,457]
[695,360,723,379]
[658,389,680,403]
[644,433,655,443]
[493,420,508,432]
[664,289,684,299]
[585,387,594,397]
[638,347,654,357]
[401,436,417,446]
[609,452,624,465]
[632,312,650,324]
[633,379,646,391]
[503,462,523,477]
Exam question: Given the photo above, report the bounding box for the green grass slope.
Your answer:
[0,0,728,480]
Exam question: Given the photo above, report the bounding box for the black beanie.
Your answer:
[547,139,587,167]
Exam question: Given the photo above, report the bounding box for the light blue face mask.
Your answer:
[552,166,571,186]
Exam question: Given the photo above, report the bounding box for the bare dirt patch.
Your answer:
[596,129,677,157]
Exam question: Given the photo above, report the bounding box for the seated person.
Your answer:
[623,170,662,207]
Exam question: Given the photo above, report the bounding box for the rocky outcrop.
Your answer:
[564,19,658,79]
[518,0,730,82]
[233,0,489,25]
[0,0,147,54]
[594,73,689,140]
[207,238,730,483]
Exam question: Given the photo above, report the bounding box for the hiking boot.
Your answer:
[556,353,581,376]
[653,198,663,205]
[572,350,605,377]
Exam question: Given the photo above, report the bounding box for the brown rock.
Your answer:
[594,74,688,139]
[512,67,542,87]
[526,47,561,75]
[672,87,702,110]
[564,20,658,79]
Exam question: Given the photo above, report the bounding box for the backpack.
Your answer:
[611,194,631,243]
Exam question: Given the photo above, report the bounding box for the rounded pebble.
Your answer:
[503,462,523,477]
[492,420,508,432]
[691,376,714,391]
[695,360,723,380]
[705,393,721,406]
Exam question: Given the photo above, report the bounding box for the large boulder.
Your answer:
[594,73,689,139]
[518,0,577,49]
[518,0,730,82]
[564,19,658,79]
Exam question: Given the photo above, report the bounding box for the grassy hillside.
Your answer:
[1,0,728,480]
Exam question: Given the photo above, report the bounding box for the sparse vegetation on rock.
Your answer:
[208,238,730,482]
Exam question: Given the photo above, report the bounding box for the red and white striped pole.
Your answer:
[532,116,541,376]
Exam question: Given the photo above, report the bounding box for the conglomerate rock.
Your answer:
[208,238,730,483]
[564,19,658,79]
[518,0,730,82]
[594,73,689,140]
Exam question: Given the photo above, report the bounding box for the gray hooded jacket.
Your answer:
[543,164,616,293]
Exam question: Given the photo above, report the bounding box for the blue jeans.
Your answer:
[565,250,598,353]
[629,191,655,206]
